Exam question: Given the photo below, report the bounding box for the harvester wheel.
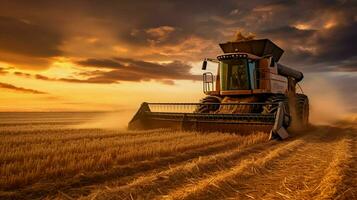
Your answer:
[263,94,290,127]
[295,94,309,127]
[195,96,221,113]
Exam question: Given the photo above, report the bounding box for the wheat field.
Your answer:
[0,112,356,200]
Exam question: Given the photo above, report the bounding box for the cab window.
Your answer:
[220,59,250,90]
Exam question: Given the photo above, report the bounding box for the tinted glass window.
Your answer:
[220,59,250,90]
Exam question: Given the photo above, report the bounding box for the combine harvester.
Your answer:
[129,39,309,139]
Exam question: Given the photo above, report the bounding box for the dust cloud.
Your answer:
[304,77,350,125]
[74,110,136,130]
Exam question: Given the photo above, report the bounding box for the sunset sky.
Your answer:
[0,0,356,118]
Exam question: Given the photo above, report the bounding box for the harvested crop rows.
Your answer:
[0,112,356,200]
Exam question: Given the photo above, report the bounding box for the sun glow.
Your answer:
[294,23,311,30]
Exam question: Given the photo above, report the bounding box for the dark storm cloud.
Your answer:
[0,0,355,113]
[0,82,47,94]
[313,22,357,63]
[88,1,237,45]
[29,58,200,84]
[1,0,356,70]
[74,58,201,84]
[271,20,357,72]
[0,0,356,72]
[260,26,316,42]
[0,16,62,57]
[248,1,357,72]
[73,0,357,74]
[13,71,31,77]
[76,59,122,69]
[0,16,63,69]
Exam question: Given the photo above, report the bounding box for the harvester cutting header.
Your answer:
[129,39,309,139]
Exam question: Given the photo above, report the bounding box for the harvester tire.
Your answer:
[263,94,290,127]
[195,96,221,113]
[295,94,309,128]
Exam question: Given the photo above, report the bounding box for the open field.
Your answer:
[0,112,356,199]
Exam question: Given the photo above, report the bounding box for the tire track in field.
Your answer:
[85,134,309,200]
[333,128,357,200]
[9,133,267,199]
[83,137,278,200]
[305,136,352,199]
[65,134,267,198]
[218,128,352,200]
[162,136,305,200]
[160,127,354,200]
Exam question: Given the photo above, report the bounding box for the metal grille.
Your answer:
[147,112,276,124]
[147,102,276,114]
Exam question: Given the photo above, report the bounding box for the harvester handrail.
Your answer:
[147,102,278,105]
[147,112,275,116]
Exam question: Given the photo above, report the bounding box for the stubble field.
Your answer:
[0,112,356,200]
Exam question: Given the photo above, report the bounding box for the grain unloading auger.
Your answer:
[129,39,309,139]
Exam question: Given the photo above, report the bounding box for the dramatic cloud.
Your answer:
[1,0,355,71]
[0,82,47,94]
[0,1,356,103]
[13,71,31,77]
[35,74,117,84]
[37,58,201,84]
[145,26,176,44]
[0,16,62,57]
[244,1,357,72]
[76,59,122,69]
[12,57,200,85]
[80,57,200,83]
[0,16,63,69]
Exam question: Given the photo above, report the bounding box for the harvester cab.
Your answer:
[128,39,309,140]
